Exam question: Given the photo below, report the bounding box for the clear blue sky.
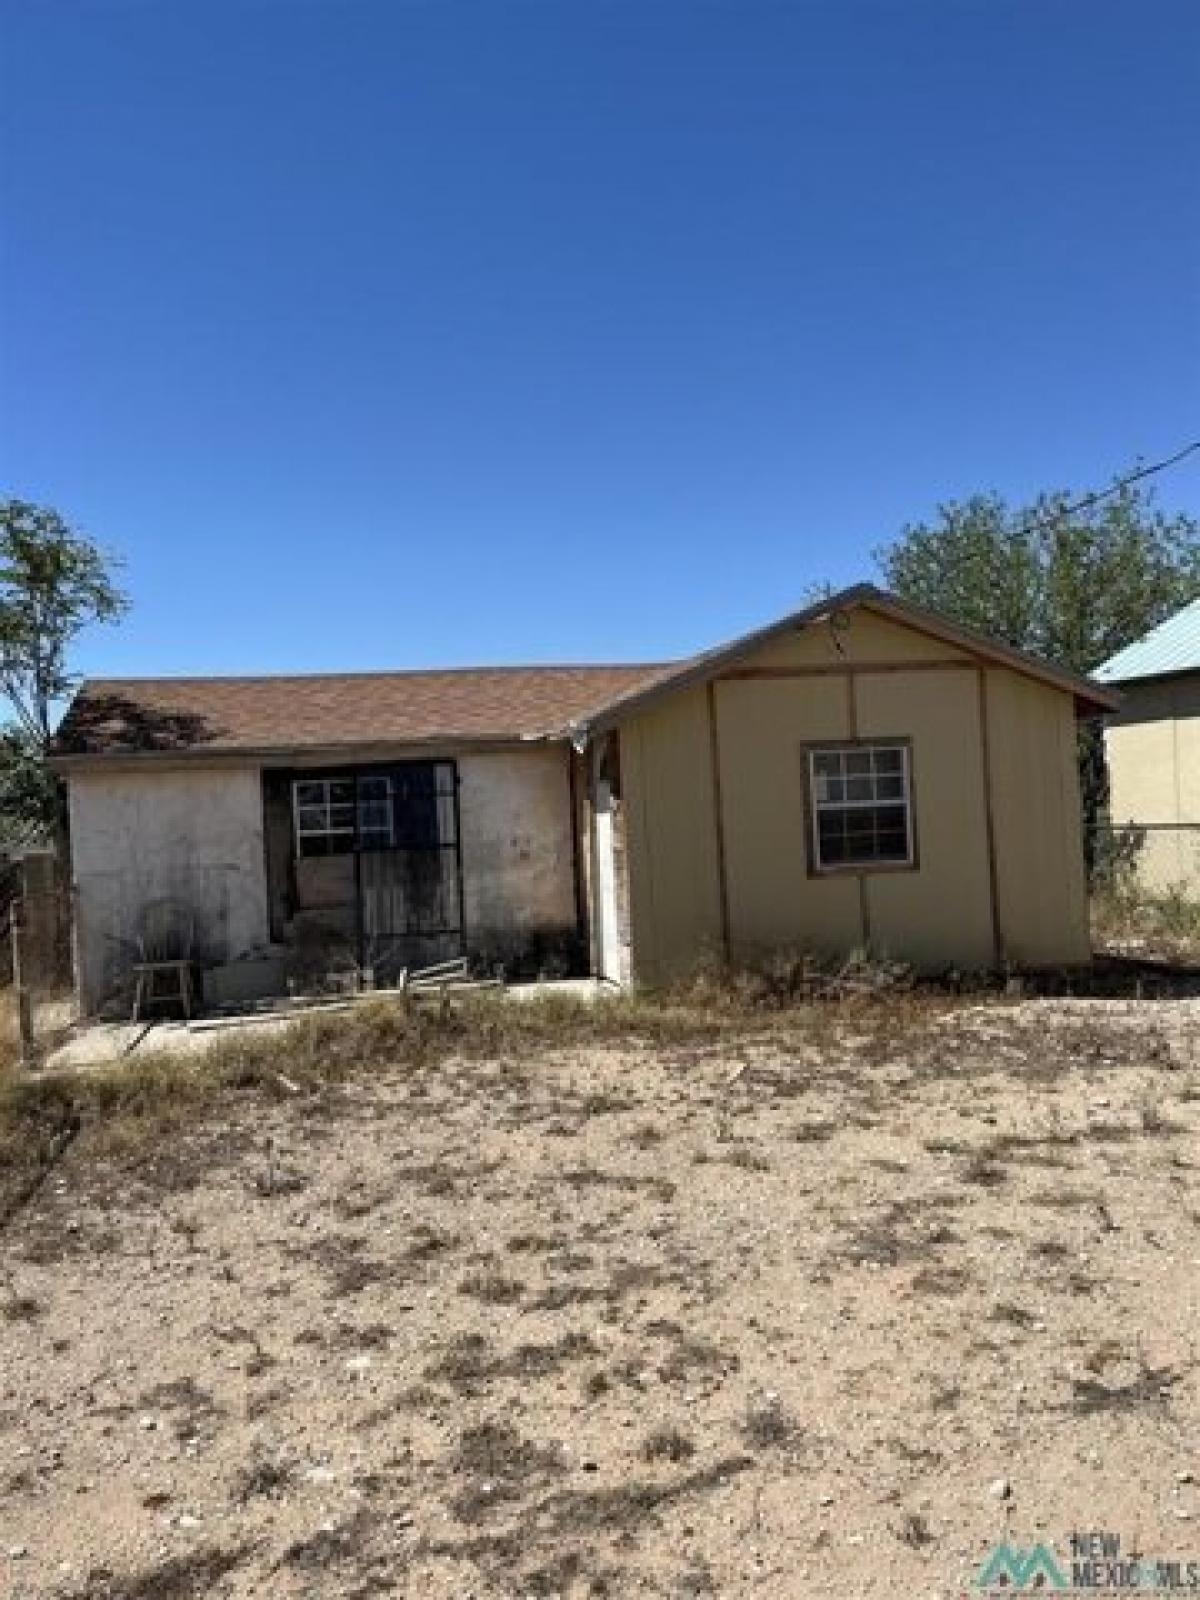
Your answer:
[2,0,1198,679]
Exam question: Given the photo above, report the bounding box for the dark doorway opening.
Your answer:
[265,760,464,984]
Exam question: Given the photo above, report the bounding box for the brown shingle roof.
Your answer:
[53,663,674,759]
[54,584,1119,765]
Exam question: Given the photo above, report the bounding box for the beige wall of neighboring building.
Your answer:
[1104,676,1200,892]
[69,765,271,1012]
[618,605,1092,983]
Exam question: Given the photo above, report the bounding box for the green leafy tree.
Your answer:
[875,479,1200,873]
[0,728,61,837]
[876,481,1200,675]
[0,499,127,840]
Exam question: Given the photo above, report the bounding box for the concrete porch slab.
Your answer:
[36,977,617,1076]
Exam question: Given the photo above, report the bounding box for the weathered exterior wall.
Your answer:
[69,745,585,1009]
[457,747,579,969]
[988,669,1091,964]
[69,765,270,1013]
[621,686,724,981]
[610,767,633,985]
[619,607,1091,982]
[1104,676,1200,892]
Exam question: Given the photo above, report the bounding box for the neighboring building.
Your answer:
[1097,598,1200,893]
[52,584,1115,1013]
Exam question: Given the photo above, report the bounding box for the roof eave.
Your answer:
[49,730,569,773]
[1093,664,1198,692]
[859,591,1121,714]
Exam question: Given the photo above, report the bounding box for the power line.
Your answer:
[1020,437,1200,533]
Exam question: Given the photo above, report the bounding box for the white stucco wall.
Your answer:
[457,748,578,959]
[69,765,270,1012]
[67,746,583,1011]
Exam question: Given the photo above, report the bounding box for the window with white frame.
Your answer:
[292,775,395,857]
[293,777,355,857]
[807,743,913,871]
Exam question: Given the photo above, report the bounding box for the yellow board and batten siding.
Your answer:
[618,606,1091,982]
[985,668,1090,965]
[620,686,724,982]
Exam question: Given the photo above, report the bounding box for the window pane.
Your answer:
[296,763,456,857]
[872,747,903,774]
[846,776,873,803]
[845,751,872,778]
[817,811,848,865]
[875,774,904,800]
[845,830,877,862]
[873,804,910,860]
[299,830,351,858]
[816,796,910,869]
[813,751,842,779]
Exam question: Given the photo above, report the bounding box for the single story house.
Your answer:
[1097,597,1200,892]
[53,584,1116,1014]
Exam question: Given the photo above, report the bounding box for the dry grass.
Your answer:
[0,978,969,1219]
[4,972,1200,1595]
[641,1424,696,1463]
[1092,883,1200,965]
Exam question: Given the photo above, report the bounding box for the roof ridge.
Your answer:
[79,661,674,688]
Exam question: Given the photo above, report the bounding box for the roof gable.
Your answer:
[566,584,1118,737]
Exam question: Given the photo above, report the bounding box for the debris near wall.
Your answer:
[705,952,916,1008]
[807,954,916,1000]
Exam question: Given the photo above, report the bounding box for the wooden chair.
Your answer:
[131,898,197,1022]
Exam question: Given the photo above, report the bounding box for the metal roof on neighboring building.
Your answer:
[1095,597,1200,684]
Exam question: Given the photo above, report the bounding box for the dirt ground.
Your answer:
[2,993,1199,1598]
